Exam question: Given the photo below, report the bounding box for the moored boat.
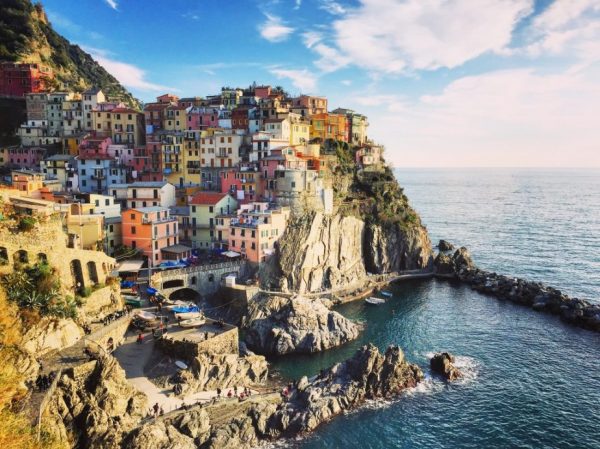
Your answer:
[123,294,143,308]
[175,311,203,320]
[134,310,159,321]
[365,297,386,305]
[380,291,393,298]
[179,316,206,328]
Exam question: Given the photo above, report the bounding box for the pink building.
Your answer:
[9,146,46,169]
[79,136,112,158]
[254,86,272,99]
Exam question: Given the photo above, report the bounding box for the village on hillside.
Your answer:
[0,62,384,273]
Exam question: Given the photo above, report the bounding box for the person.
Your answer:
[137,332,144,344]
[159,406,164,416]
[204,331,209,340]
[153,402,159,417]
[234,385,238,395]
[216,387,222,397]
[227,390,232,398]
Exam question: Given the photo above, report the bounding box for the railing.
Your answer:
[155,260,244,279]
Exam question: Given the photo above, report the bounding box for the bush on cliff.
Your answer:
[0,286,64,449]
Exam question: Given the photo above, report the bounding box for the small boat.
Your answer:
[175,360,188,370]
[365,297,386,305]
[134,310,159,321]
[164,300,193,311]
[179,316,206,328]
[175,311,203,320]
[171,305,200,314]
[380,291,393,298]
[123,294,143,308]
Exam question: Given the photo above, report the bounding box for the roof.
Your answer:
[111,107,140,114]
[115,259,145,273]
[161,244,192,254]
[169,206,190,215]
[264,118,285,123]
[44,154,73,161]
[132,206,169,213]
[83,87,102,95]
[129,181,170,188]
[189,192,231,206]
[105,216,122,224]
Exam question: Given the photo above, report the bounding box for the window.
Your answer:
[209,206,214,213]
[131,201,136,208]
[154,241,158,249]
[109,225,113,232]
[105,199,110,206]
[231,228,235,236]
[192,206,196,213]
[131,240,136,249]
[155,253,158,260]
[130,213,135,219]
[131,226,136,234]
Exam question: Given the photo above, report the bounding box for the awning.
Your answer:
[222,250,241,258]
[161,244,192,255]
[114,259,145,273]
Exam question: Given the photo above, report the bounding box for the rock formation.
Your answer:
[430,352,462,381]
[45,356,147,448]
[21,317,83,356]
[174,352,268,393]
[243,295,360,355]
[124,344,423,449]
[437,240,455,251]
[435,247,600,333]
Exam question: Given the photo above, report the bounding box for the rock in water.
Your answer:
[434,246,475,277]
[430,352,462,381]
[438,240,455,251]
[243,295,360,355]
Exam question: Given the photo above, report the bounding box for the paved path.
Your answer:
[113,331,255,415]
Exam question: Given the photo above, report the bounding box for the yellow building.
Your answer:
[159,131,185,186]
[184,130,201,185]
[92,107,145,146]
[66,211,104,251]
[11,170,45,197]
[163,105,188,132]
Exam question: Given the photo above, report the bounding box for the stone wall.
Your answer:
[0,216,117,293]
[80,284,124,322]
[86,315,131,352]
[157,324,239,362]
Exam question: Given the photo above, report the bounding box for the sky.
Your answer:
[41,0,600,168]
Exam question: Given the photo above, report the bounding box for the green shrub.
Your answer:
[17,216,36,232]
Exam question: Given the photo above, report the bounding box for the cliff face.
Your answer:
[0,0,139,107]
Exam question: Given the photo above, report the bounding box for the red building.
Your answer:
[231,106,250,131]
[0,62,53,98]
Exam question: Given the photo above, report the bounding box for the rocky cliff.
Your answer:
[124,344,423,449]
[243,295,360,355]
[45,356,147,448]
[0,0,139,107]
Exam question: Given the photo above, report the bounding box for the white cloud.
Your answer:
[87,49,175,92]
[319,0,346,15]
[104,0,118,10]
[306,0,533,74]
[519,0,600,67]
[364,67,600,167]
[341,79,352,86]
[294,0,302,10]
[259,14,294,42]
[302,31,322,49]
[269,68,317,92]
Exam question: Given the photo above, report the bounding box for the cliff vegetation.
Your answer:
[0,0,139,108]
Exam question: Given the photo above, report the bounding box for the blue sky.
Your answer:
[42,0,600,167]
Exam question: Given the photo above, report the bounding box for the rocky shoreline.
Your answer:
[434,245,600,333]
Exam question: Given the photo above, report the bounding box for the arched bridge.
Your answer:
[151,260,247,298]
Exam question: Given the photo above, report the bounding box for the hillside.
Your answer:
[0,0,139,108]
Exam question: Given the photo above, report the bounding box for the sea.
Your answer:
[269,168,600,449]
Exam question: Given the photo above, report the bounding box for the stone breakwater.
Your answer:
[435,247,600,333]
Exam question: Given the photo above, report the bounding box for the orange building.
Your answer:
[121,206,181,267]
[11,170,45,196]
[310,113,348,142]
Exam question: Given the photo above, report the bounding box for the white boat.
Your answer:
[179,316,206,328]
[380,291,393,298]
[175,311,203,320]
[175,360,188,370]
[134,310,159,321]
[365,297,386,305]
[164,300,193,311]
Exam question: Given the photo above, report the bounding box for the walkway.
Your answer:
[113,331,256,415]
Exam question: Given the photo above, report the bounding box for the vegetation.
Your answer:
[17,216,36,232]
[1,261,80,320]
[0,0,139,108]
[0,286,64,449]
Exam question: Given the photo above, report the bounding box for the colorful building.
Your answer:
[110,181,176,210]
[40,154,77,191]
[11,170,45,196]
[121,207,180,267]
[9,146,46,170]
[0,62,53,97]
[292,95,328,116]
[228,202,290,263]
[188,192,238,249]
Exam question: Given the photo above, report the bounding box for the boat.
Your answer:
[164,300,193,311]
[179,316,206,328]
[175,311,203,320]
[123,294,143,308]
[175,360,188,370]
[134,310,159,321]
[171,305,200,314]
[380,291,393,298]
[365,297,386,305]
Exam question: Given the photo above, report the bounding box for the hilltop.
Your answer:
[0,0,139,108]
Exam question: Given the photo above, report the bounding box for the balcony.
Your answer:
[92,173,106,180]
[187,168,201,174]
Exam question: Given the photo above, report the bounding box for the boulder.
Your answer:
[430,352,462,381]
[437,240,455,251]
[244,295,360,355]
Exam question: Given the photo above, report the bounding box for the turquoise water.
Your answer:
[271,169,600,449]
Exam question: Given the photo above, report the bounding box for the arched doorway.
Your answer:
[13,250,28,267]
[70,260,85,293]
[87,261,99,285]
[37,253,47,263]
[168,288,201,302]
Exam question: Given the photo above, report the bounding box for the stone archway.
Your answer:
[13,249,28,267]
[87,261,99,285]
[168,288,201,302]
[37,253,47,263]
[71,259,85,292]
